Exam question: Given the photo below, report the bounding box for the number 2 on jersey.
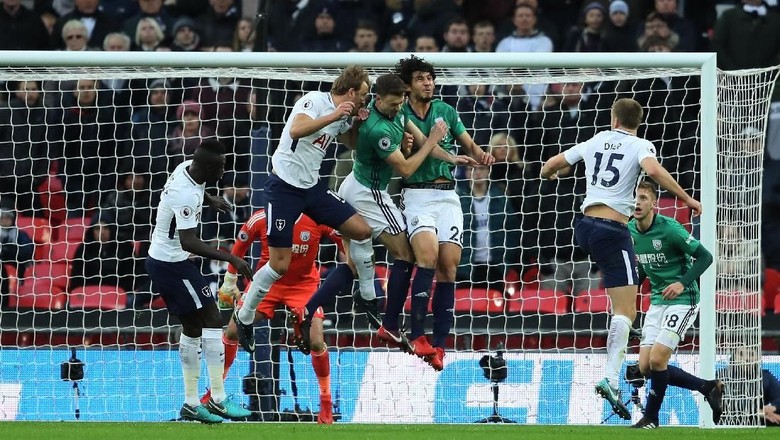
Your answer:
[591,152,624,187]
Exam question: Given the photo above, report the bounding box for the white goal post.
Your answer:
[0,50,775,427]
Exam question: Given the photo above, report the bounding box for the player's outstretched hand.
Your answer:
[331,101,355,121]
[450,155,478,166]
[356,107,370,121]
[231,257,254,280]
[662,282,684,300]
[429,120,448,143]
[205,193,230,213]
[686,198,702,217]
[476,150,495,166]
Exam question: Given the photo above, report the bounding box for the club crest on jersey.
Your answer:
[652,239,662,251]
[411,216,419,227]
[202,286,213,298]
[300,231,311,242]
[378,136,392,151]
[275,219,286,231]
[238,230,249,242]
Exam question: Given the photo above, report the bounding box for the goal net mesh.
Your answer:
[0,60,776,426]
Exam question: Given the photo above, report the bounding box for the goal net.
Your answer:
[0,52,776,426]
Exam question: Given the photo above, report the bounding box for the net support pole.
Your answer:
[698,53,718,429]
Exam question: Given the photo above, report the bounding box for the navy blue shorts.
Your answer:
[264,174,356,248]
[145,257,215,316]
[574,216,639,288]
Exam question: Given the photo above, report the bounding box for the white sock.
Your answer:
[179,334,202,407]
[202,328,226,403]
[238,264,281,324]
[605,314,633,386]
[349,237,375,300]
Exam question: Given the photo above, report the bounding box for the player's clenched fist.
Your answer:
[429,120,448,143]
[331,101,355,121]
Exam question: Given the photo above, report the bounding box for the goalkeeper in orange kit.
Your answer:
[200,208,344,424]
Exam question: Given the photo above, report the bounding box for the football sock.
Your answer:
[311,347,331,396]
[179,334,202,407]
[667,365,708,392]
[409,267,435,340]
[238,264,281,324]
[202,328,226,403]
[605,314,632,386]
[349,237,376,301]
[644,368,669,421]
[222,333,238,380]
[382,259,414,331]
[306,264,354,317]
[431,282,455,347]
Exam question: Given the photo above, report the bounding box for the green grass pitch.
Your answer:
[0,423,775,440]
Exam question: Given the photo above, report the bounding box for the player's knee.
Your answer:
[435,266,457,283]
[413,248,437,269]
[649,352,669,371]
[393,245,415,263]
[638,359,651,377]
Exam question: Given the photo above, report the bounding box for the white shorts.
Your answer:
[640,303,699,350]
[400,187,463,247]
[338,172,405,239]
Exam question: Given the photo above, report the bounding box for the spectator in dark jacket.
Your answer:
[712,0,780,70]
[197,0,240,48]
[0,209,34,305]
[563,2,606,53]
[122,0,175,43]
[50,0,117,49]
[0,0,49,50]
[70,214,135,292]
[602,0,638,52]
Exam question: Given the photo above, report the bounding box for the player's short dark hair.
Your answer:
[611,98,643,129]
[374,74,407,97]
[332,65,370,95]
[394,55,436,86]
[197,138,226,156]
[637,180,658,199]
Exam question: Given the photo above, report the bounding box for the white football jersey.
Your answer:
[564,129,656,217]
[148,160,205,262]
[272,91,352,189]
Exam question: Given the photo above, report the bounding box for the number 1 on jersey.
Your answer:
[591,152,624,187]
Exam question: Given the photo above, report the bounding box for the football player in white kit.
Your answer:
[233,66,375,353]
[541,98,702,420]
[145,139,254,423]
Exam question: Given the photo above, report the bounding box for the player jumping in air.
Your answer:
[541,98,702,419]
[392,55,494,371]
[628,180,722,429]
[233,66,375,354]
[203,209,343,424]
[145,139,253,424]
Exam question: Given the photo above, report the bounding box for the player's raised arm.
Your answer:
[540,152,572,180]
[179,228,253,279]
[640,156,702,216]
[387,120,448,177]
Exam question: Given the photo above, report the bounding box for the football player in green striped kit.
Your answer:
[628,180,723,428]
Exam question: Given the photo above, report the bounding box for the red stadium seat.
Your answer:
[375,264,389,296]
[47,241,82,263]
[507,288,568,315]
[150,296,167,309]
[775,293,780,315]
[3,264,18,296]
[763,268,780,312]
[30,262,70,291]
[454,287,505,314]
[15,216,52,244]
[69,285,127,310]
[37,174,67,229]
[656,197,691,231]
[637,279,652,312]
[574,288,612,313]
[57,217,91,243]
[9,279,67,310]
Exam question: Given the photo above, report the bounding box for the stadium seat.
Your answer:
[637,279,652,312]
[15,216,52,244]
[58,217,91,243]
[47,240,81,263]
[573,288,612,313]
[716,291,745,312]
[30,262,70,291]
[656,197,691,230]
[763,268,780,312]
[507,288,568,315]
[3,264,18,296]
[9,279,67,310]
[775,293,780,315]
[454,287,505,314]
[69,285,127,310]
[375,264,389,296]
[37,173,67,229]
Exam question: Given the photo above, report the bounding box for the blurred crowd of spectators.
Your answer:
[0,0,777,311]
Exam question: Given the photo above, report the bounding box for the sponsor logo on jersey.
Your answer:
[180,206,193,219]
[652,239,662,250]
[275,219,286,231]
[238,230,249,242]
[378,136,392,151]
[300,231,311,242]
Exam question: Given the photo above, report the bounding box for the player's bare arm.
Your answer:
[540,152,570,180]
[404,119,476,166]
[456,131,494,165]
[179,228,253,279]
[338,107,370,149]
[289,102,354,140]
[203,192,229,213]
[640,156,702,215]
[386,120,448,177]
